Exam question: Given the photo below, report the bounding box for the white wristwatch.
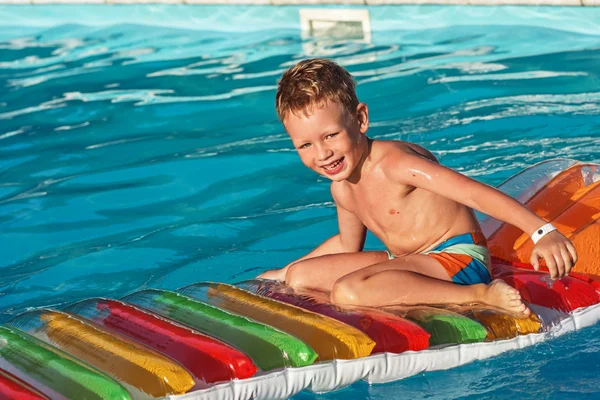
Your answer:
[531,223,557,244]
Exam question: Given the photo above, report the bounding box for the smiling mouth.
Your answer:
[322,157,344,171]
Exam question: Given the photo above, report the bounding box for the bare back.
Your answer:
[331,140,482,257]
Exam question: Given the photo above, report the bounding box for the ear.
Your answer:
[356,103,369,134]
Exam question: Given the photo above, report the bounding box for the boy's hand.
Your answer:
[530,231,578,280]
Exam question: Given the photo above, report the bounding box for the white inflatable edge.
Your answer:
[168,303,600,400]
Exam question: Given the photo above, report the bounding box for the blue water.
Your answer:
[1,5,599,399]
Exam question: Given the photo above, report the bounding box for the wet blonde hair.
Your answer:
[275,58,359,122]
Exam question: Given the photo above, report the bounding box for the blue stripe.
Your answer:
[452,259,492,285]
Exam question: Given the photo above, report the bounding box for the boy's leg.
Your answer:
[283,251,390,292]
[331,255,530,315]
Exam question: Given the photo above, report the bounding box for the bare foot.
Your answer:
[481,279,531,316]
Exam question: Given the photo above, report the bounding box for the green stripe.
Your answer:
[425,243,491,265]
[122,290,317,370]
[405,309,488,346]
[0,327,131,400]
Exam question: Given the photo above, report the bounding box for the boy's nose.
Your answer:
[317,146,333,161]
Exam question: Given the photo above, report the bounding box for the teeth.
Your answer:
[324,158,342,170]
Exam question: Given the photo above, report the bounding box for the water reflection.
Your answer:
[1,21,599,327]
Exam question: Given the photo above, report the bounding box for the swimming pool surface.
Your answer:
[1,5,599,399]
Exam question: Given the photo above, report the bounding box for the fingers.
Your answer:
[530,249,559,279]
[553,251,566,279]
[566,241,578,265]
[530,251,541,272]
[543,250,559,280]
[531,234,578,279]
[547,241,579,279]
[559,246,574,276]
[532,249,560,280]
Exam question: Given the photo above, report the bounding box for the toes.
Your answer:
[507,299,531,316]
[494,280,520,295]
[486,279,531,317]
[515,302,531,316]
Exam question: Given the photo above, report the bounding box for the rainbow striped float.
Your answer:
[1,159,599,400]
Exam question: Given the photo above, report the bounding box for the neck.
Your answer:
[347,136,372,185]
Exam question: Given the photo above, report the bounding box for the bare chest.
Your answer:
[345,183,420,236]
[338,179,479,255]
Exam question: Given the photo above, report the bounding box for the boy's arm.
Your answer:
[392,154,578,280]
[257,199,367,281]
[294,203,368,259]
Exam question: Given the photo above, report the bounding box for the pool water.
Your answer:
[1,5,599,399]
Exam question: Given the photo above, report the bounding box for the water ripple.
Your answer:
[429,70,587,84]
[1,22,600,398]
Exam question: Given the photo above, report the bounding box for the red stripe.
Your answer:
[94,300,257,385]
[253,287,430,353]
[0,368,49,400]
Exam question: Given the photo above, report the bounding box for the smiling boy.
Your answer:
[259,58,577,315]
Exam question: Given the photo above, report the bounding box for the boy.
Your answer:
[258,58,577,315]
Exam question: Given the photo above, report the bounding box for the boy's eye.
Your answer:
[326,133,339,139]
[299,143,311,149]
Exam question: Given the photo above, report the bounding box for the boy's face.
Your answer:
[283,100,369,182]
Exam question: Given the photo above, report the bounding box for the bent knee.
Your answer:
[285,263,309,288]
[331,270,417,307]
[330,279,363,306]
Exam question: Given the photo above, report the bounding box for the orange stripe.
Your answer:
[428,253,474,278]
[489,164,599,262]
[514,199,600,276]
[470,232,488,246]
[569,221,600,277]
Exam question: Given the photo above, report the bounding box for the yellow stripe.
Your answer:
[470,310,542,339]
[448,305,542,339]
[41,311,195,396]
[209,284,375,360]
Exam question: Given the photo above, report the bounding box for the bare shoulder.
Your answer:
[330,181,353,210]
[403,142,439,163]
[372,140,439,169]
